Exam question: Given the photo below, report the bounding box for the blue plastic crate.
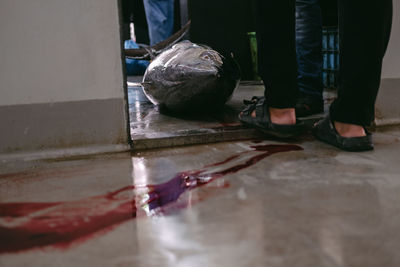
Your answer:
[322,26,339,89]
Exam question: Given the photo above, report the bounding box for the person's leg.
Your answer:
[295,0,324,116]
[331,0,392,130]
[255,0,298,124]
[238,0,305,137]
[314,0,392,150]
[143,0,175,45]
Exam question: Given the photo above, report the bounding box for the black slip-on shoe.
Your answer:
[313,115,373,152]
[239,96,306,138]
[295,96,324,117]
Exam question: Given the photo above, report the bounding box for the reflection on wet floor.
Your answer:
[128,80,266,150]
[1,127,400,266]
[0,144,301,254]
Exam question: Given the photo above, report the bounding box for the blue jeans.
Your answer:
[124,40,150,75]
[143,0,175,45]
[295,0,323,99]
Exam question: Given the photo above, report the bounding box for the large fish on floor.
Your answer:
[125,22,241,113]
[142,41,240,112]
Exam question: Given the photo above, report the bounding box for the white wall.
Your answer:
[382,0,400,79]
[0,0,124,106]
[0,0,128,155]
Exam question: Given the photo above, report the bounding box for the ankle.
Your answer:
[334,121,366,137]
[269,108,296,125]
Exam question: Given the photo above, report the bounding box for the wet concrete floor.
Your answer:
[1,126,400,267]
[128,80,267,150]
[127,77,335,150]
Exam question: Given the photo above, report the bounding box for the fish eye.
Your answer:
[200,51,223,65]
[200,51,215,61]
[200,51,213,60]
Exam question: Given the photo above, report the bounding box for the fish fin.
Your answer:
[125,20,191,60]
[141,82,153,85]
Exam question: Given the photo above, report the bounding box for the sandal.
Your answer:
[313,115,373,151]
[238,96,305,138]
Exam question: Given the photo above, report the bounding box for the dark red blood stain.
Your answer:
[204,154,241,167]
[0,144,302,254]
[0,203,61,217]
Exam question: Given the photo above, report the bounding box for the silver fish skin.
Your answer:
[142,41,241,113]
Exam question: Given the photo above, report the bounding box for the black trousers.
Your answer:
[255,0,392,126]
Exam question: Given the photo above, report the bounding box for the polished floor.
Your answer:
[1,127,400,267]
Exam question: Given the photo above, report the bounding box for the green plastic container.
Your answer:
[247,32,261,80]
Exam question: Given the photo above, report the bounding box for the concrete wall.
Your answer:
[376,0,400,126]
[382,0,400,79]
[0,0,129,154]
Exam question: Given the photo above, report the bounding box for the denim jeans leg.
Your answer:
[143,0,175,45]
[295,0,323,99]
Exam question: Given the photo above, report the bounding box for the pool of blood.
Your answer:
[0,144,302,254]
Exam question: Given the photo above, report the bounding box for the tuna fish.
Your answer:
[125,22,240,113]
[141,41,240,112]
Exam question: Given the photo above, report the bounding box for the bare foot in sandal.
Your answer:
[313,115,372,151]
[249,108,296,125]
[238,96,305,138]
[334,122,366,137]
[269,108,296,125]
